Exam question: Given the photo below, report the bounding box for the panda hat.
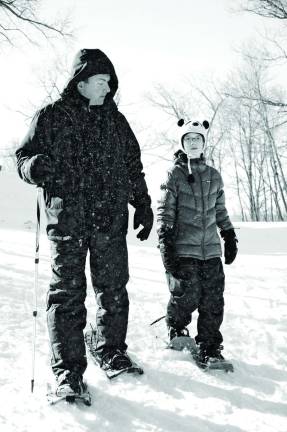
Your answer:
[177,119,210,183]
[177,119,209,148]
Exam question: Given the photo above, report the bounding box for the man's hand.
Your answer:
[133,205,154,241]
[26,154,55,185]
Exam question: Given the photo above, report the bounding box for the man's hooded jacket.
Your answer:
[16,49,151,240]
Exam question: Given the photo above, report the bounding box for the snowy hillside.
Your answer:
[0,171,287,432]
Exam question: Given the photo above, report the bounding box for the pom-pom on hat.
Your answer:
[177,119,209,147]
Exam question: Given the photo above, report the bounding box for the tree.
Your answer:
[145,54,287,221]
[241,0,287,19]
[0,0,72,45]
[146,79,229,172]
[0,140,18,170]
[238,1,287,111]
[223,53,287,220]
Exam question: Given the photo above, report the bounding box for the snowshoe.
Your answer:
[85,328,144,379]
[193,344,234,373]
[167,332,198,354]
[47,374,92,406]
[168,326,190,341]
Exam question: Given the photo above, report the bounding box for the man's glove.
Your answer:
[25,154,54,185]
[220,229,238,265]
[133,205,154,241]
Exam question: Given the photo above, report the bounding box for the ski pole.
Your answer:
[149,315,166,326]
[31,187,42,393]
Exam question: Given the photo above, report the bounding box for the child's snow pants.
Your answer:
[166,257,225,347]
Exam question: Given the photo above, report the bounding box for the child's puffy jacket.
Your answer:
[157,151,234,260]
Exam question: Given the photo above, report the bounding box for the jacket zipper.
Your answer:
[198,171,206,260]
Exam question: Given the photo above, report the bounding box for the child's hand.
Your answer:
[220,229,238,265]
[164,260,180,275]
[169,270,190,281]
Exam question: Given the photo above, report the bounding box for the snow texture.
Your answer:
[0,171,287,432]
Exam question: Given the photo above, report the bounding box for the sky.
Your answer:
[0,0,286,208]
[0,0,282,148]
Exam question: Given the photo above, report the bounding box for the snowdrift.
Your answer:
[0,171,286,432]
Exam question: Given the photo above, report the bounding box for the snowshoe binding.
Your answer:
[193,344,234,373]
[85,327,144,379]
[167,327,198,353]
[47,372,92,406]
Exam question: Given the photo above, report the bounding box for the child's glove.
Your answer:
[133,204,154,241]
[158,224,180,275]
[220,229,238,265]
[171,269,190,280]
[161,247,180,275]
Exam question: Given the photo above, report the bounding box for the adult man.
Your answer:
[16,49,153,396]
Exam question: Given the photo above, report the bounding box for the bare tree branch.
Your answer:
[241,0,287,19]
[224,91,287,108]
[146,84,190,120]
[0,0,72,45]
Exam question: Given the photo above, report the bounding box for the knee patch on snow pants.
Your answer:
[165,271,201,329]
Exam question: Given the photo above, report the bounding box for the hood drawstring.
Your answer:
[187,158,195,184]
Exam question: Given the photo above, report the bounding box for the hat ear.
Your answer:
[177,119,185,127]
[202,120,209,129]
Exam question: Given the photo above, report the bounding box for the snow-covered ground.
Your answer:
[0,171,287,432]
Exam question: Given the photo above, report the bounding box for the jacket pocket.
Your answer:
[49,196,64,209]
[46,197,73,239]
[48,235,73,241]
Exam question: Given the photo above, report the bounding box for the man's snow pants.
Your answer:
[46,232,129,378]
[166,257,225,347]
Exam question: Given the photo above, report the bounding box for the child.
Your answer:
[157,119,238,367]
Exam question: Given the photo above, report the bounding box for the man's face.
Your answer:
[77,74,111,105]
[183,133,204,158]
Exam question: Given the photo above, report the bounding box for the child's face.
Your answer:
[183,133,204,158]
